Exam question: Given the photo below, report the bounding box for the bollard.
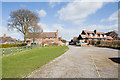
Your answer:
[17,47,18,52]
[11,48,12,54]
[22,47,23,51]
[3,48,4,56]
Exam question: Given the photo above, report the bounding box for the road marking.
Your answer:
[91,56,102,79]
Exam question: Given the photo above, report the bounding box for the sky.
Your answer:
[1,0,119,41]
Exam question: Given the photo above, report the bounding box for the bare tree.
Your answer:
[29,21,42,44]
[8,9,40,42]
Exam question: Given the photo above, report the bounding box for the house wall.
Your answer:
[25,29,62,46]
[26,37,58,45]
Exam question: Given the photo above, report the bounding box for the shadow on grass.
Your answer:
[109,57,120,64]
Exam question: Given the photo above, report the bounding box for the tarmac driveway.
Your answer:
[26,45,118,78]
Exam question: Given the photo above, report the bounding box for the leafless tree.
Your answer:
[8,9,40,42]
[29,21,42,43]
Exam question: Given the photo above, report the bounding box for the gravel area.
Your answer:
[26,45,118,78]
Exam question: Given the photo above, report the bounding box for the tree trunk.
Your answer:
[24,33,26,43]
[24,36,26,43]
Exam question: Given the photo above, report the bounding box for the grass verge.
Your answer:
[2,46,69,78]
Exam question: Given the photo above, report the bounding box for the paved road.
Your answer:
[26,45,118,78]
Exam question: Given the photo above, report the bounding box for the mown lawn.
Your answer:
[2,46,69,78]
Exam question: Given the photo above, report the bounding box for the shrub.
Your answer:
[97,40,100,45]
[61,39,66,43]
[90,40,120,48]
[48,43,58,46]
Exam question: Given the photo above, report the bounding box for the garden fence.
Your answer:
[0,45,38,56]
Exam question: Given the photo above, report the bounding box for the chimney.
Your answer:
[41,29,43,32]
[94,30,97,34]
[57,29,58,42]
[4,34,6,37]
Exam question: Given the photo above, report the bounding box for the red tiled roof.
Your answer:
[26,32,57,38]
[58,37,62,41]
[41,32,57,38]
[83,30,105,35]
[106,36,113,40]
[73,37,78,41]
[0,37,20,43]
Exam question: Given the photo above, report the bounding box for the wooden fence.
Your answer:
[0,46,35,56]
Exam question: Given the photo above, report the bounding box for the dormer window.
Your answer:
[95,34,97,37]
[89,34,92,37]
[100,35,102,37]
[104,35,107,37]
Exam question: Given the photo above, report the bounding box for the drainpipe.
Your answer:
[57,29,58,43]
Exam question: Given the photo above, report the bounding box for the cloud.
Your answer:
[38,23,118,41]
[49,0,61,8]
[76,0,118,2]
[57,1,104,25]
[49,2,55,8]
[36,9,47,17]
[101,9,119,22]
[57,0,118,25]
[0,26,24,40]
[38,23,50,32]
[20,4,27,8]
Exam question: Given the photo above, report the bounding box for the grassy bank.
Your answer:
[2,46,69,78]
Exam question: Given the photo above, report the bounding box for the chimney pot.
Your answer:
[4,34,6,37]
[41,29,43,32]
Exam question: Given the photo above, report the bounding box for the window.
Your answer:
[104,35,107,37]
[89,39,92,40]
[48,38,50,39]
[43,38,45,39]
[100,35,102,37]
[95,34,97,37]
[89,34,92,37]
[52,37,54,39]
[28,38,30,39]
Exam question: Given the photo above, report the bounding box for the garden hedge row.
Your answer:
[0,43,27,48]
[89,40,120,49]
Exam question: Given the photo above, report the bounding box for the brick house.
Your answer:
[25,29,62,46]
[0,34,20,44]
[70,37,78,45]
[78,30,113,42]
[106,31,120,40]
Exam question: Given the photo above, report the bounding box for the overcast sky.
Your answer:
[1,0,119,41]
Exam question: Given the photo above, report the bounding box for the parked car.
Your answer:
[69,42,74,45]
[76,42,88,46]
[69,41,76,45]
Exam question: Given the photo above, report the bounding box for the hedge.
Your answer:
[0,43,27,48]
[89,40,120,49]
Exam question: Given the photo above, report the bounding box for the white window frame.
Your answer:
[100,35,102,37]
[104,35,107,37]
